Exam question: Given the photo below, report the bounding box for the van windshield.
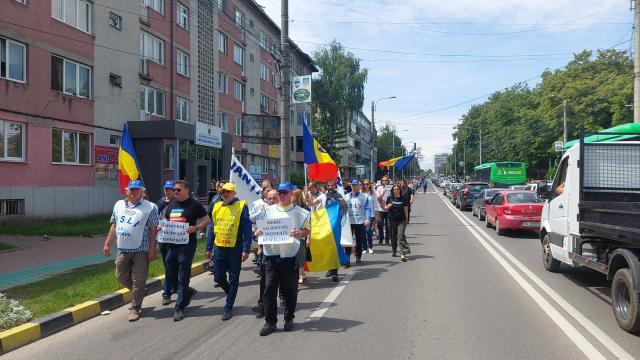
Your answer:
[507,193,543,203]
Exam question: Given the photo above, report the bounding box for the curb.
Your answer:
[0,260,209,354]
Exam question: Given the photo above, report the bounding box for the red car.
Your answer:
[484,190,543,235]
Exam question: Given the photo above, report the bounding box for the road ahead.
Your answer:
[7,186,640,360]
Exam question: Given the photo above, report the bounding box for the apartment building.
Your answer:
[340,112,374,180]
[434,152,449,175]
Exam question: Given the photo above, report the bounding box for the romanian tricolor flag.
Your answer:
[303,122,338,182]
[118,123,142,194]
[378,154,415,171]
[308,202,349,272]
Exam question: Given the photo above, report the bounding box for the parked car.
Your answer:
[524,183,538,192]
[449,184,462,204]
[471,188,507,220]
[509,185,527,190]
[457,182,488,210]
[484,190,544,235]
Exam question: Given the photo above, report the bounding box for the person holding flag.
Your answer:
[344,179,371,264]
[117,123,142,194]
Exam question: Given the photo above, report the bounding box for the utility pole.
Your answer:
[479,127,483,164]
[563,100,568,143]
[635,0,640,122]
[391,132,395,179]
[370,101,375,180]
[279,0,291,181]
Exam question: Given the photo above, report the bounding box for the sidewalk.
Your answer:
[0,235,112,291]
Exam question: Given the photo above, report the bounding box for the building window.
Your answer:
[139,85,165,116]
[177,50,189,76]
[51,56,91,98]
[259,33,267,49]
[0,38,26,83]
[216,0,225,12]
[260,94,269,112]
[177,2,189,29]
[164,144,174,169]
[109,134,120,145]
[109,73,122,88]
[52,128,90,164]
[261,157,268,173]
[218,32,227,54]
[249,53,254,63]
[108,12,121,29]
[176,97,189,122]
[233,44,244,66]
[0,120,24,161]
[296,136,303,152]
[140,31,164,65]
[234,8,244,28]
[141,0,163,14]
[15,0,28,5]
[233,80,244,101]
[272,100,277,113]
[51,0,91,33]
[271,71,277,87]
[260,63,268,81]
[219,112,227,132]
[234,117,242,136]
[217,72,227,93]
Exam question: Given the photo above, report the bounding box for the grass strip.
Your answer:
[0,242,16,251]
[4,244,208,319]
[0,216,111,237]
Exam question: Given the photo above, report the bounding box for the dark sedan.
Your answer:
[471,188,507,220]
[456,182,488,210]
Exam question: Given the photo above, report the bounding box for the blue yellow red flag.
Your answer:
[378,154,415,171]
[307,201,349,272]
[303,122,338,182]
[118,123,142,194]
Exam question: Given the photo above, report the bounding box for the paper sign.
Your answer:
[256,217,295,245]
[157,220,189,244]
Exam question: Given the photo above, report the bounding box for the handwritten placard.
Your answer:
[256,217,295,245]
[157,220,189,244]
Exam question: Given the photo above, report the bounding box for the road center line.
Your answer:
[438,193,635,360]
[437,192,608,360]
[308,273,354,319]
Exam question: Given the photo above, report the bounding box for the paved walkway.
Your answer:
[0,235,113,290]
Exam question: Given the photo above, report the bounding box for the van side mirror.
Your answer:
[537,181,548,199]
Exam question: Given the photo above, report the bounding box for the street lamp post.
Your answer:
[371,96,396,180]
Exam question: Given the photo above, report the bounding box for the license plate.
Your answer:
[522,221,540,227]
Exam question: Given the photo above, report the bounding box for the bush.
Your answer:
[0,293,33,330]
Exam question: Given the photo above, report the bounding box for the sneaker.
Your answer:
[173,309,185,322]
[298,276,306,284]
[401,255,408,262]
[325,270,333,277]
[222,311,233,321]
[259,323,277,336]
[331,274,339,282]
[162,297,171,306]
[368,249,374,254]
[355,257,362,264]
[184,287,197,308]
[284,319,294,332]
[392,253,397,257]
[128,309,140,322]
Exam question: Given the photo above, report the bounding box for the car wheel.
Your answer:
[472,207,477,217]
[496,219,506,235]
[479,210,485,221]
[542,235,561,272]
[612,268,640,333]
[485,215,492,228]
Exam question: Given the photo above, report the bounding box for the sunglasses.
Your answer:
[278,191,291,195]
[173,188,183,192]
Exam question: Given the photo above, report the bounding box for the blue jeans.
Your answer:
[163,241,197,310]
[159,243,177,299]
[364,217,374,250]
[213,244,243,312]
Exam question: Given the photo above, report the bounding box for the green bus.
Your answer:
[472,162,527,187]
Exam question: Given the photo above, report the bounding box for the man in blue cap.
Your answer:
[345,179,371,264]
[156,180,178,305]
[206,182,253,321]
[103,180,159,322]
[157,180,176,217]
[254,181,310,336]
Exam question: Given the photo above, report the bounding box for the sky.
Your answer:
[257,0,634,170]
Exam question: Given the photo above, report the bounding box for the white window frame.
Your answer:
[177,2,189,30]
[271,71,277,87]
[56,57,91,98]
[233,80,244,101]
[261,157,268,173]
[260,63,268,81]
[219,112,227,132]
[217,72,227,94]
[0,38,26,83]
[0,120,25,161]
[52,128,91,165]
[108,12,122,30]
[233,44,244,66]
[140,31,164,65]
[140,85,165,117]
[176,97,189,122]
[51,0,92,34]
[177,50,189,77]
[259,33,267,49]
[141,0,164,15]
[260,94,269,111]
[218,32,227,54]
[234,117,242,136]
[234,8,244,28]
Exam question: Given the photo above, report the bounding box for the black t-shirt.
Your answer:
[164,197,207,244]
[386,195,408,221]
[402,187,414,203]
[156,197,171,217]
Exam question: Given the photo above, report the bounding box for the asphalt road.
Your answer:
[7,185,640,360]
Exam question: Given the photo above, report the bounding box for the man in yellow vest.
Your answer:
[206,182,253,320]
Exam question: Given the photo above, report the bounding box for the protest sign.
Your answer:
[256,217,295,245]
[157,220,189,244]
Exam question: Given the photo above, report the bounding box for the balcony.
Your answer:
[242,114,280,145]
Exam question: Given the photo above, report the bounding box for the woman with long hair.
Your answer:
[385,184,411,261]
[293,189,310,283]
[361,179,376,254]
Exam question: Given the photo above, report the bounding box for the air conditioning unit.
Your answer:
[139,111,150,121]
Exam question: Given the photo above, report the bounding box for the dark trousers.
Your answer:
[159,243,177,299]
[263,256,298,325]
[345,224,365,259]
[163,241,197,310]
[213,244,243,312]
[377,211,389,244]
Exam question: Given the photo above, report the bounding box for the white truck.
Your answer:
[537,131,640,333]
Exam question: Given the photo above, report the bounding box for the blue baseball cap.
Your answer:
[127,180,145,189]
[164,180,175,189]
[351,179,361,185]
[277,181,296,191]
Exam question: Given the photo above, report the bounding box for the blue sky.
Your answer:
[258,0,633,170]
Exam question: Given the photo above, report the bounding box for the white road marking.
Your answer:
[437,192,609,360]
[437,191,635,360]
[308,273,354,319]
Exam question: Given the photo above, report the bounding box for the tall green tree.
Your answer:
[311,40,368,164]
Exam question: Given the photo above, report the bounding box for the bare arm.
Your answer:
[103,224,116,256]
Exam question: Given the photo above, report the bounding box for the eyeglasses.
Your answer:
[173,188,183,192]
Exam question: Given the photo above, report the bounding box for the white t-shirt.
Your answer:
[259,203,310,258]
[310,191,327,211]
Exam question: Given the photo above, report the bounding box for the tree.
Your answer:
[376,124,406,178]
[311,40,368,164]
